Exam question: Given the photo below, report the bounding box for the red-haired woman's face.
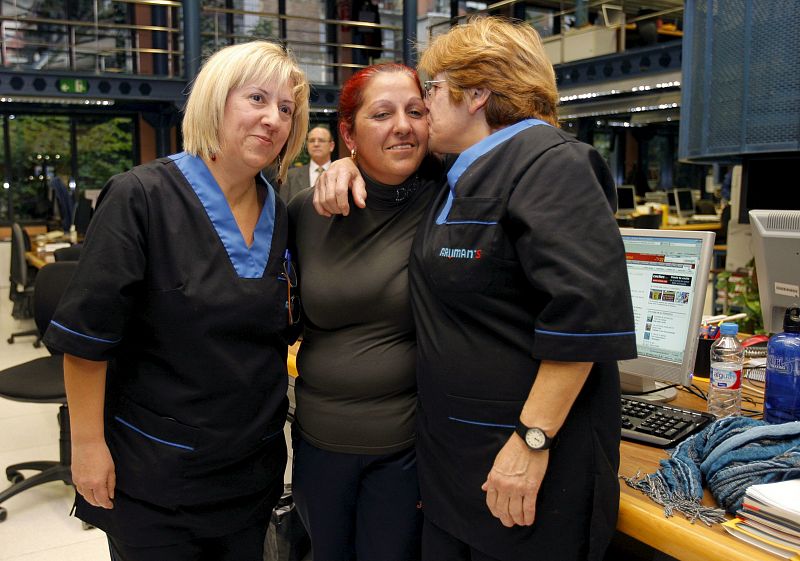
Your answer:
[341,72,428,185]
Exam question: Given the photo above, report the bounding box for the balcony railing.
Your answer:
[0,1,404,85]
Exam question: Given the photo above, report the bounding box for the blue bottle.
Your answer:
[764,307,800,424]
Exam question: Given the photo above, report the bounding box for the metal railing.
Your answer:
[0,1,405,84]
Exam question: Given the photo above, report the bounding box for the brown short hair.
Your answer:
[418,17,559,127]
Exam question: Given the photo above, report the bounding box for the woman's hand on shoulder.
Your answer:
[313,158,367,217]
[72,439,116,509]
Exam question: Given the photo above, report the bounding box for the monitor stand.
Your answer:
[620,372,678,404]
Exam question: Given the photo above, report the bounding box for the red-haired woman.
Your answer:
[286,63,442,561]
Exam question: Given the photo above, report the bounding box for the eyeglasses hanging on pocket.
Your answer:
[279,250,299,325]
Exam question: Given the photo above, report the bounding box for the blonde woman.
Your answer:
[43,41,309,560]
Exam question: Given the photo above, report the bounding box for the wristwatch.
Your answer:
[515,421,554,451]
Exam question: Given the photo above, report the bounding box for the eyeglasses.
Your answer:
[280,251,299,325]
[423,80,447,99]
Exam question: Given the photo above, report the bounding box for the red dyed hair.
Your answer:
[338,63,422,134]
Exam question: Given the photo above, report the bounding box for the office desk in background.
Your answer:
[287,345,768,561]
[661,221,722,232]
[25,251,50,269]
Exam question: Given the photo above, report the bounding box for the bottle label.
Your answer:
[710,366,742,389]
[767,355,797,376]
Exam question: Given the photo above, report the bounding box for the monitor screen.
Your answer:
[618,228,716,402]
[673,188,695,218]
[616,185,636,214]
[750,210,800,334]
[667,190,677,210]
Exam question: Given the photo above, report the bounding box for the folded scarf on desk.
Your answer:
[622,417,800,525]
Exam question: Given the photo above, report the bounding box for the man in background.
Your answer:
[281,126,335,203]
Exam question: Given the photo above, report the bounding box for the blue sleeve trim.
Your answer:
[50,320,121,344]
[448,416,515,429]
[113,416,195,451]
[535,329,636,337]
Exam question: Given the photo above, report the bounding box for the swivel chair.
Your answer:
[0,260,77,522]
[7,223,39,345]
[53,244,82,262]
[71,196,93,237]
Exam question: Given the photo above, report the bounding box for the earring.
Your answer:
[350,148,357,164]
[210,153,216,161]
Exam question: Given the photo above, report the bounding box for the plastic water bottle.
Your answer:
[764,307,800,424]
[708,323,744,418]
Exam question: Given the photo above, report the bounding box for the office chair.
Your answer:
[0,261,77,522]
[632,213,663,229]
[53,244,82,262]
[7,223,39,345]
[72,196,93,237]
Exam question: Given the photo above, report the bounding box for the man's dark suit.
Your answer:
[280,164,312,203]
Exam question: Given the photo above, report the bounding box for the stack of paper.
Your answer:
[723,479,800,560]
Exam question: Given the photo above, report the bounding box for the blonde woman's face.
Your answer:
[218,80,295,172]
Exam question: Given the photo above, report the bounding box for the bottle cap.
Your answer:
[784,307,800,333]
[720,322,738,336]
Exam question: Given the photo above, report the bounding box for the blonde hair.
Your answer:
[418,17,559,127]
[183,41,310,183]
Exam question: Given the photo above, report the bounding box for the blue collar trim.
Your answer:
[169,152,276,279]
[436,119,551,225]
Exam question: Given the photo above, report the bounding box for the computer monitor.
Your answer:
[750,210,800,334]
[667,190,677,211]
[616,185,636,215]
[618,228,716,402]
[673,188,696,218]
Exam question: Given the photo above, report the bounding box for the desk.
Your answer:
[618,386,769,561]
[661,222,722,232]
[286,346,767,560]
[25,250,51,269]
[624,23,684,37]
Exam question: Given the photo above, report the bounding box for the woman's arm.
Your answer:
[64,354,116,509]
[481,360,592,527]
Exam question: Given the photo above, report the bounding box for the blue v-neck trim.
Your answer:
[436,119,551,225]
[169,152,276,279]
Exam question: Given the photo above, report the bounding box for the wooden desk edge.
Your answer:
[618,488,765,561]
[25,251,49,269]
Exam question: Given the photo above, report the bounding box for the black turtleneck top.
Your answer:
[288,156,443,454]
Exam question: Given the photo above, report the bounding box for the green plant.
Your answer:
[714,259,764,334]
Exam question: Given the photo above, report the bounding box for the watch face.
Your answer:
[525,428,546,449]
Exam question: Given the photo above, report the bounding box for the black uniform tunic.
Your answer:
[43,153,291,546]
[409,120,637,561]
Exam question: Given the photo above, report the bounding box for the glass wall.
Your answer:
[1,112,134,224]
[1,0,178,76]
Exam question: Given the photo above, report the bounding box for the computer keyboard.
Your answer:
[687,214,721,223]
[621,395,716,448]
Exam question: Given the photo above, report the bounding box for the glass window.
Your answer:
[0,113,134,224]
[7,115,71,222]
[286,0,329,84]
[75,116,134,192]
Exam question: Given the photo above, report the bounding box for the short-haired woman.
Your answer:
[318,17,637,561]
[43,41,309,560]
